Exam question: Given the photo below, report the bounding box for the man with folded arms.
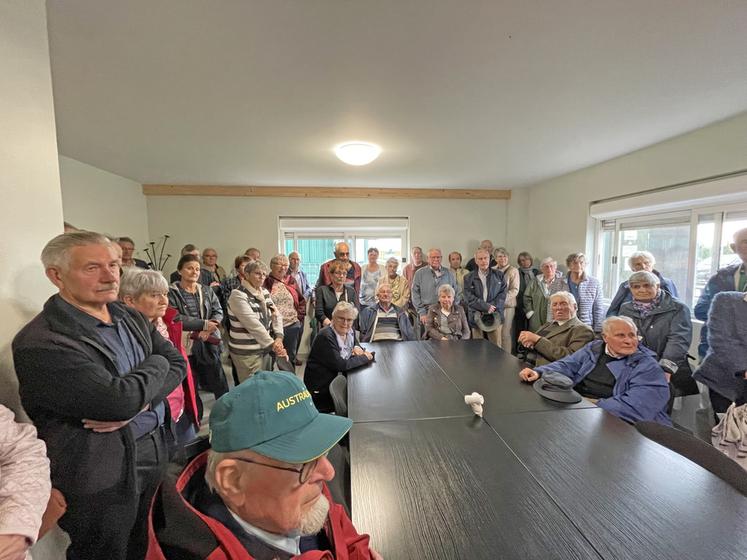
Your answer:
[147,371,382,559]
[519,316,670,425]
[516,291,594,366]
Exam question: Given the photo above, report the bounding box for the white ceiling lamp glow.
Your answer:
[334,142,382,166]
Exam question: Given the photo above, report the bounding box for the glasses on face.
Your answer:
[337,252,350,256]
[335,316,355,324]
[332,271,346,277]
[232,454,324,484]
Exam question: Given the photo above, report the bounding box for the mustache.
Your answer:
[96,283,119,292]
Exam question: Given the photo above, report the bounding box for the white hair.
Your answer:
[119,268,168,300]
[628,271,659,285]
[438,284,455,297]
[602,315,638,336]
[41,231,113,270]
[628,251,655,269]
[332,301,359,319]
[549,291,577,307]
[540,257,556,267]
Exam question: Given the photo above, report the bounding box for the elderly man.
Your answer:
[12,231,186,560]
[517,291,594,366]
[116,236,150,269]
[359,284,417,342]
[465,240,497,271]
[289,251,313,300]
[463,248,507,347]
[147,371,382,559]
[317,242,362,294]
[411,248,459,327]
[519,316,671,425]
[695,227,747,413]
[606,251,679,316]
[402,246,426,288]
[523,257,567,333]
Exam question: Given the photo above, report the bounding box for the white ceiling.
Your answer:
[47,0,747,189]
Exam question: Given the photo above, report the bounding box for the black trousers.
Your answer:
[283,321,303,364]
[189,347,229,400]
[60,428,168,560]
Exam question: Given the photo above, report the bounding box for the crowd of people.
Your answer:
[2,227,746,560]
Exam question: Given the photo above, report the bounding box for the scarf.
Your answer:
[631,292,661,318]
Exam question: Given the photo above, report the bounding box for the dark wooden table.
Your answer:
[348,339,747,559]
[350,416,600,560]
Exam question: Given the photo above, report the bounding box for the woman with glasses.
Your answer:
[314,259,360,328]
[305,301,374,412]
[564,252,605,333]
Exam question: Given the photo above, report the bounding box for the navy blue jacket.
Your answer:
[463,268,507,328]
[694,263,743,357]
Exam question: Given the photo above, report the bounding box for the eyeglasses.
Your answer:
[336,252,350,256]
[232,454,325,484]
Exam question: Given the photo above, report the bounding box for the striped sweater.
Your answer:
[227,284,284,355]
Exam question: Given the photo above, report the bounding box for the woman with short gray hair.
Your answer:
[426,284,470,340]
[384,256,410,308]
[305,301,373,412]
[619,270,698,399]
[607,251,679,316]
[119,268,200,444]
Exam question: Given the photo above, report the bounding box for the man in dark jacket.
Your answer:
[12,231,186,560]
[463,248,507,347]
[359,284,417,342]
[146,371,382,560]
[694,227,747,412]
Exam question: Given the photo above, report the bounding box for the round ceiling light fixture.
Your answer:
[334,142,382,166]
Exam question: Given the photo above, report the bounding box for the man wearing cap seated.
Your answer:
[516,291,594,366]
[519,316,671,425]
[147,371,383,559]
[463,247,507,347]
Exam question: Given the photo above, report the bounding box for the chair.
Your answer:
[635,421,747,496]
[329,374,348,417]
[326,443,351,515]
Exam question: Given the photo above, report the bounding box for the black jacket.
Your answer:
[12,296,186,497]
[314,284,359,324]
[305,326,371,397]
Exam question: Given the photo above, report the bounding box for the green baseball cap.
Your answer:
[209,371,352,463]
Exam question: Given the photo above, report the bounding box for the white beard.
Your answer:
[299,494,330,536]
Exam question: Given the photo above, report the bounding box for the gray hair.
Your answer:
[602,316,638,336]
[119,269,168,300]
[376,282,393,296]
[244,260,269,276]
[41,231,113,270]
[385,256,399,269]
[270,254,289,267]
[438,284,455,297]
[540,257,556,267]
[628,251,655,269]
[494,247,509,258]
[549,290,577,308]
[474,248,491,259]
[205,449,245,493]
[628,271,660,286]
[332,300,359,319]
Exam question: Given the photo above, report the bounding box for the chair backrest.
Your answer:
[635,421,747,496]
[329,374,348,416]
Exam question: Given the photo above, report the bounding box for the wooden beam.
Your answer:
[142,184,511,200]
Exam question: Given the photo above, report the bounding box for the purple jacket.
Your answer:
[535,341,671,425]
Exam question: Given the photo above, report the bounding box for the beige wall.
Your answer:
[524,111,747,265]
[60,155,150,252]
[0,0,64,417]
[146,195,510,273]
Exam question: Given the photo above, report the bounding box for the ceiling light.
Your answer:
[334,142,382,166]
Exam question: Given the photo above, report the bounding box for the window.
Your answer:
[278,217,409,286]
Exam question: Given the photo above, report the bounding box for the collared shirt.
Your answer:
[736,263,747,292]
[477,268,489,300]
[228,509,301,556]
[335,328,355,359]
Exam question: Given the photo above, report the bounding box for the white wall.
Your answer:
[146,196,509,273]
[0,0,64,417]
[59,155,149,253]
[524,111,747,263]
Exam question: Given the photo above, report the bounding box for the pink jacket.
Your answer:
[0,405,51,544]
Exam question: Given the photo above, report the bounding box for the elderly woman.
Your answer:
[523,257,568,332]
[383,256,411,308]
[619,271,698,398]
[517,291,594,366]
[305,301,374,412]
[202,247,227,285]
[121,268,200,443]
[264,254,306,364]
[227,260,287,383]
[607,251,679,316]
[565,252,605,333]
[359,247,383,307]
[359,283,417,342]
[694,291,747,407]
[315,259,359,328]
[426,284,470,340]
[493,247,520,351]
[169,254,227,399]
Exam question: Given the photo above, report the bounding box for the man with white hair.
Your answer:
[316,241,362,294]
[519,316,671,425]
[12,231,186,560]
[516,291,594,366]
[147,371,383,559]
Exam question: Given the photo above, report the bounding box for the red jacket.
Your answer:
[146,451,374,560]
[162,307,200,428]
